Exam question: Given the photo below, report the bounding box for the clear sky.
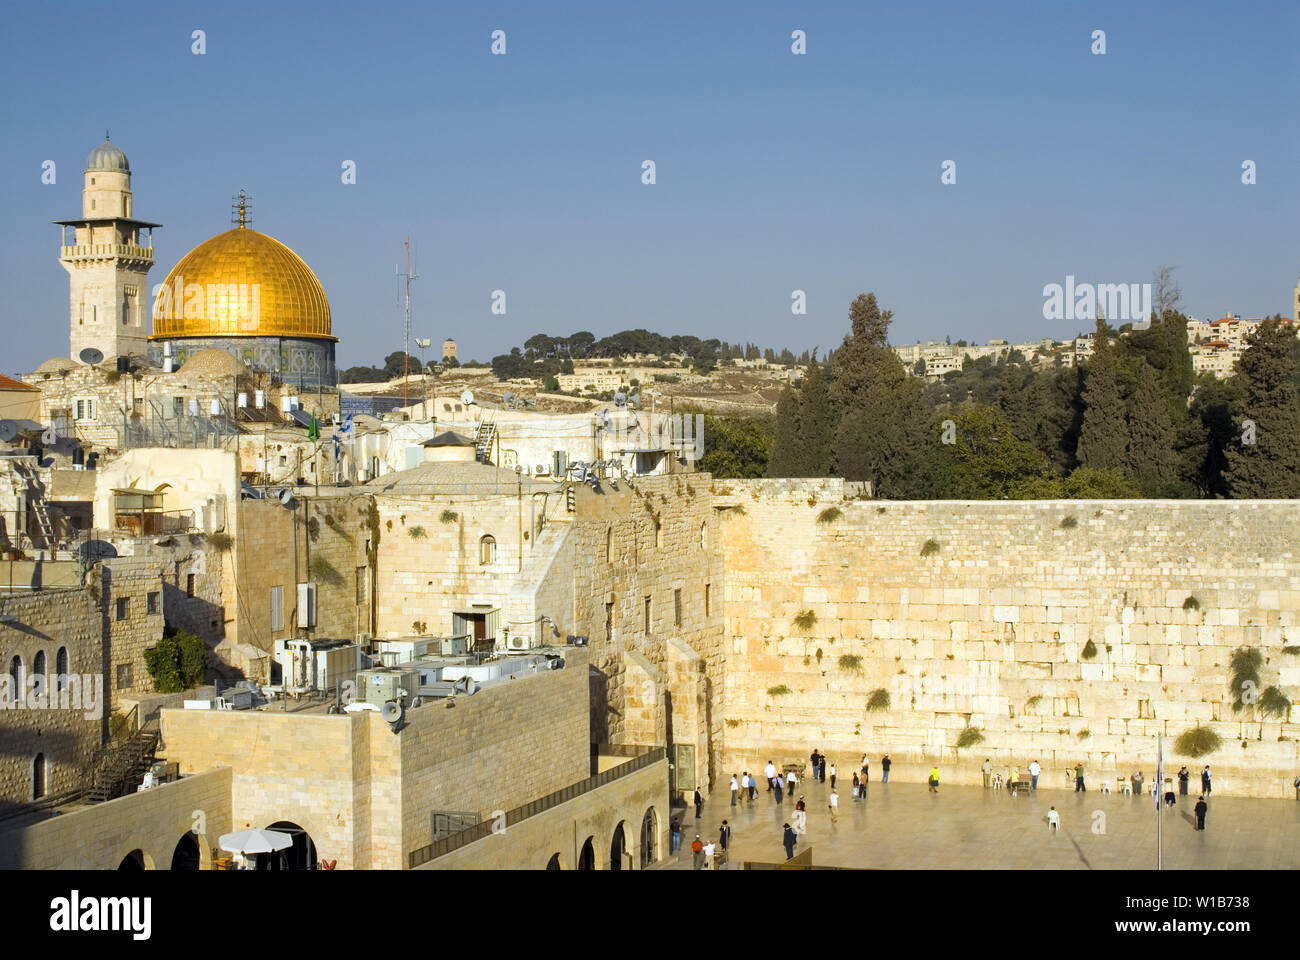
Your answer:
[2,0,1296,374]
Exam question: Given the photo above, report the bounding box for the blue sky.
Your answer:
[2,0,1297,373]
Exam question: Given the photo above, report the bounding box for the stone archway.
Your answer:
[545,852,562,870]
[264,821,317,870]
[170,831,209,870]
[117,848,155,870]
[640,806,659,868]
[577,836,596,870]
[609,821,626,870]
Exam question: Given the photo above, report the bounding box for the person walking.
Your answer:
[1046,806,1059,832]
[829,761,837,789]
[794,796,807,835]
[1201,766,1212,795]
[1028,759,1040,791]
[852,771,860,801]
[982,758,992,789]
[782,823,797,860]
[703,838,716,870]
[928,766,940,793]
[819,749,827,782]
[1131,770,1144,797]
[811,749,821,782]
[1074,762,1086,792]
[829,787,839,822]
[670,818,682,854]
[691,834,704,869]
[861,755,870,783]
[1178,766,1190,796]
[694,788,704,819]
[1294,774,1300,800]
[1194,796,1208,831]
[730,774,738,807]
[719,820,731,858]
[774,776,784,805]
[881,754,891,783]
[786,769,797,796]
[765,760,776,792]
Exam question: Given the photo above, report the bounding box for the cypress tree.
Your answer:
[1125,364,1179,495]
[767,384,802,477]
[1077,319,1129,472]
[1224,317,1300,498]
[799,360,834,476]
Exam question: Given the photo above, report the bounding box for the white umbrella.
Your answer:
[219,829,293,855]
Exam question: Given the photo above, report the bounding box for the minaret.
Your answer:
[1293,272,1299,324]
[55,132,161,365]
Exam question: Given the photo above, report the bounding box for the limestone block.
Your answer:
[993,606,1020,623]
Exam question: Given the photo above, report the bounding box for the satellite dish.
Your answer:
[460,390,475,406]
[380,700,403,724]
[613,392,626,407]
[0,421,17,444]
[503,392,517,405]
[78,539,118,563]
[79,347,104,365]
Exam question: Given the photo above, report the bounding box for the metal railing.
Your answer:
[407,745,665,868]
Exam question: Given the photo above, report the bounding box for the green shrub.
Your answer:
[1259,686,1291,719]
[440,509,458,524]
[1026,695,1042,709]
[1081,639,1098,660]
[956,728,984,749]
[308,555,343,585]
[767,685,792,698]
[867,688,890,712]
[1060,515,1077,529]
[1182,595,1200,611]
[207,531,234,551]
[921,538,940,557]
[143,628,207,694]
[1229,647,1263,711]
[816,507,843,525]
[814,647,824,664]
[1283,646,1300,657]
[793,610,817,632]
[1175,725,1221,758]
[837,654,863,674]
[1077,729,1091,740]
[408,525,427,540]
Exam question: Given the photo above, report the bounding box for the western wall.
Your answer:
[716,480,1300,798]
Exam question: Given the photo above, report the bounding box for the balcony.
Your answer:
[60,243,154,263]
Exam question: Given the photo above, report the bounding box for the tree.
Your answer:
[697,412,774,478]
[767,385,802,477]
[1224,318,1300,498]
[1152,265,1182,318]
[799,360,834,476]
[941,404,1057,499]
[1125,364,1180,495]
[1077,319,1129,472]
[383,351,415,379]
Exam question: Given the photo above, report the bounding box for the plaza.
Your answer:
[658,775,1300,870]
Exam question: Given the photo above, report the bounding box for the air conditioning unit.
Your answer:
[507,635,531,651]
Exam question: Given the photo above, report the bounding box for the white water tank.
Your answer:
[255,390,265,409]
[209,399,221,416]
[237,392,247,409]
[280,396,294,413]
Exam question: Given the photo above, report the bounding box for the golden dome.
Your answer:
[151,226,334,341]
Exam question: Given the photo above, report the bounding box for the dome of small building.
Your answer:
[86,135,129,173]
[176,348,248,377]
[34,357,76,376]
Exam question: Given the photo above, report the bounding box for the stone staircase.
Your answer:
[85,719,161,804]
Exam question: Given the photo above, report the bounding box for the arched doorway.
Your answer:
[640,807,659,867]
[171,832,201,870]
[609,822,626,870]
[118,849,152,870]
[545,852,562,870]
[577,837,595,870]
[263,821,317,870]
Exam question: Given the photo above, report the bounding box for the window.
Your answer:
[116,664,133,689]
[33,754,46,801]
[147,591,160,615]
[701,521,707,549]
[644,596,651,635]
[605,602,615,643]
[654,519,663,549]
[606,526,613,563]
[74,398,97,421]
[173,396,184,416]
[56,647,68,691]
[705,583,711,617]
[186,574,195,597]
[115,596,129,621]
[33,650,46,677]
[9,656,20,689]
[674,589,682,627]
[479,535,497,565]
[270,586,284,631]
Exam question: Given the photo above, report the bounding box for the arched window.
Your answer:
[9,656,21,690]
[33,753,46,801]
[56,647,69,691]
[606,526,613,563]
[31,651,46,703]
[479,535,497,565]
[33,650,46,677]
[701,521,707,550]
[654,519,663,550]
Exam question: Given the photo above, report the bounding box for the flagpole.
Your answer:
[1156,733,1163,871]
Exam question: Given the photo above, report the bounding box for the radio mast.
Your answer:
[397,238,419,406]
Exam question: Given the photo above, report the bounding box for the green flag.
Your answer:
[308,414,319,441]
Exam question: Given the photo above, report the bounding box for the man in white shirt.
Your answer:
[829,762,837,789]
[703,840,716,870]
[828,788,839,823]
[1046,807,1059,831]
[730,774,738,807]
[764,760,777,792]
[1028,759,1041,791]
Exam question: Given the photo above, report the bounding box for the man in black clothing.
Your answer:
[782,823,797,860]
[1194,796,1208,830]
[719,820,731,854]
[810,749,821,782]
[1178,766,1189,796]
[881,754,892,783]
[694,788,703,819]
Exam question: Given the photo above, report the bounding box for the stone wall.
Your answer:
[423,756,669,870]
[0,767,232,869]
[719,489,1300,798]
[0,586,106,806]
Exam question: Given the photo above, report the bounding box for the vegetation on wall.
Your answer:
[837,654,862,674]
[792,610,817,631]
[440,509,458,524]
[143,627,207,694]
[308,555,343,585]
[1229,647,1264,712]
[866,688,890,712]
[767,684,792,698]
[921,538,941,557]
[817,506,843,524]
[1081,639,1098,660]
[956,727,985,748]
[1175,725,1222,757]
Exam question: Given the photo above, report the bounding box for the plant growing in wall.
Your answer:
[837,654,863,674]
[440,509,458,524]
[207,531,233,551]
[408,525,427,540]
[1229,647,1263,712]
[793,610,817,632]
[1077,729,1091,740]
[1081,640,1098,660]
[1175,725,1221,758]
[921,538,941,557]
[867,688,890,712]
[1026,695,1042,710]
[956,727,984,749]
[412,620,428,634]
[1182,595,1200,611]
[143,627,207,694]
[1060,515,1078,529]
[1282,645,1300,657]
[767,684,792,698]
[308,555,343,585]
[814,647,824,664]
[1259,686,1292,721]
[817,507,842,525]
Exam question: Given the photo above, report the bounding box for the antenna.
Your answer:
[396,238,419,408]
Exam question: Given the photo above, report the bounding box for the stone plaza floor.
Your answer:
[656,776,1300,870]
